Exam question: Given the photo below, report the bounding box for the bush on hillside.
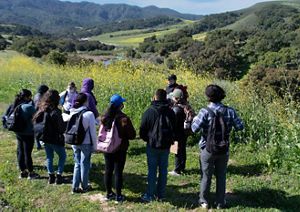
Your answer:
[246,67,300,101]
[46,51,67,65]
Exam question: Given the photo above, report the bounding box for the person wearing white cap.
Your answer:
[169,89,188,176]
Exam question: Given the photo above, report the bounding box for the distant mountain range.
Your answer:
[0,0,201,33]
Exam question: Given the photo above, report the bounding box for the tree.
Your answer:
[47,51,67,65]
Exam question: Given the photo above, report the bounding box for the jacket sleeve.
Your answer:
[87,94,99,118]
[191,108,207,133]
[120,117,136,140]
[139,110,150,142]
[230,108,244,131]
[88,113,97,151]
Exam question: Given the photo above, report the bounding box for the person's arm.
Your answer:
[191,108,206,133]
[231,108,244,131]
[88,112,97,151]
[139,110,149,142]
[87,94,99,118]
[121,117,136,140]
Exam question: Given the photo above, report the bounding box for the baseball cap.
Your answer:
[110,94,126,107]
[171,88,183,99]
[167,74,177,81]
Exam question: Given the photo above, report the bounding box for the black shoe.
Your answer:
[48,174,55,184]
[28,172,40,180]
[72,188,82,194]
[105,192,116,201]
[115,194,125,203]
[55,174,63,185]
[82,185,92,193]
[19,171,28,179]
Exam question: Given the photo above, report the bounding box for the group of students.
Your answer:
[2,74,244,209]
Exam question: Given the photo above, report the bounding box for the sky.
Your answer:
[62,0,279,15]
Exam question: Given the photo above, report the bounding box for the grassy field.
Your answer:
[90,21,194,47]
[193,33,207,41]
[0,52,299,211]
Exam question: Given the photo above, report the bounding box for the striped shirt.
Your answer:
[191,102,244,149]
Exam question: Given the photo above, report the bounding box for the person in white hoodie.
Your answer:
[59,82,78,114]
[67,93,97,193]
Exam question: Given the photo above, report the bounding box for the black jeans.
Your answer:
[16,134,34,172]
[174,136,187,173]
[104,150,127,196]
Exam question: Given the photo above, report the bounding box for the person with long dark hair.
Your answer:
[33,90,66,184]
[12,89,39,179]
[68,93,97,193]
[33,84,49,150]
[101,94,136,202]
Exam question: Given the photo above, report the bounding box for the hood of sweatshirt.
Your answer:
[81,78,94,93]
[151,100,170,112]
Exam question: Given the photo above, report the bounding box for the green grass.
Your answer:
[0,127,299,211]
[90,21,194,47]
[0,50,21,59]
[224,13,259,31]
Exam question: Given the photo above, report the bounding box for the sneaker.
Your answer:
[105,192,116,201]
[28,172,40,180]
[200,202,208,209]
[18,171,28,179]
[141,193,155,203]
[72,188,82,194]
[55,174,63,185]
[168,170,181,176]
[48,174,56,184]
[115,194,125,203]
[216,200,227,209]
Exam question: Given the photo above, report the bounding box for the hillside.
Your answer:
[226,1,300,31]
[0,0,201,34]
[0,52,299,211]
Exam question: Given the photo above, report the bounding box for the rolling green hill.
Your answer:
[0,0,201,34]
[225,1,300,31]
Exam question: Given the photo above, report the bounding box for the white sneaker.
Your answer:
[168,171,181,176]
[200,202,208,209]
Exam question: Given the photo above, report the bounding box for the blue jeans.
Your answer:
[146,145,170,199]
[72,144,93,190]
[44,143,66,175]
[200,148,229,205]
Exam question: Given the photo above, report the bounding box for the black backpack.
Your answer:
[33,111,52,142]
[64,109,88,145]
[205,107,229,155]
[149,107,175,149]
[6,104,25,132]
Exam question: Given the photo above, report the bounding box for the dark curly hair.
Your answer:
[205,84,226,103]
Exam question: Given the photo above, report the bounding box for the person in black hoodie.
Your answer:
[33,90,66,184]
[140,89,176,202]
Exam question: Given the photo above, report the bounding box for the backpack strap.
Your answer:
[62,90,68,105]
[205,107,216,118]
[79,109,93,145]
